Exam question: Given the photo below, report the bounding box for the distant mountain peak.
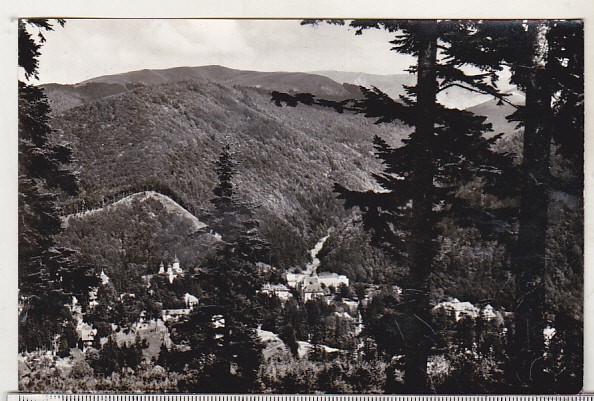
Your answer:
[44,65,359,114]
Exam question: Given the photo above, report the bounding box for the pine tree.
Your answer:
[18,19,98,352]
[169,144,269,392]
[86,280,119,345]
[459,20,584,391]
[511,20,582,392]
[508,21,553,390]
[274,19,516,392]
[206,143,253,240]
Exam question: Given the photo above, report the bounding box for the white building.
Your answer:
[77,323,97,350]
[184,292,199,307]
[172,255,183,274]
[302,275,326,302]
[433,298,480,321]
[162,308,192,322]
[433,298,502,322]
[99,269,110,285]
[285,273,306,288]
[261,283,293,301]
[482,304,498,320]
[318,272,349,288]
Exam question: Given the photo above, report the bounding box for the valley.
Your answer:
[20,56,582,393]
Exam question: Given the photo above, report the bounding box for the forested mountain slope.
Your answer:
[47,66,580,315]
[49,74,404,270]
[59,191,219,291]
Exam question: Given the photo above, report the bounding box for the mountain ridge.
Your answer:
[64,190,207,233]
[49,74,402,270]
[47,64,528,281]
[43,64,523,116]
[43,65,358,114]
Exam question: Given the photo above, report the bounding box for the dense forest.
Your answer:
[18,19,583,394]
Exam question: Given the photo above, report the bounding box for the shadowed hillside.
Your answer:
[59,191,219,291]
[49,76,406,268]
[47,64,578,309]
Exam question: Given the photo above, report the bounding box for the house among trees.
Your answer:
[432,298,501,322]
[184,292,199,307]
[341,299,359,314]
[162,293,199,322]
[260,283,292,300]
[99,269,110,285]
[77,322,97,350]
[162,308,192,322]
[302,275,326,302]
[284,270,350,301]
[88,269,112,307]
[285,272,306,288]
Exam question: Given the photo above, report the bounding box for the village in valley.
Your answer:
[17,18,583,394]
[62,232,505,367]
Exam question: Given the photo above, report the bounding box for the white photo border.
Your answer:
[1,0,592,395]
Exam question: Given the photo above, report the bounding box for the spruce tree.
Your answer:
[509,21,553,390]
[169,144,268,392]
[474,19,584,392]
[421,19,583,391]
[18,19,98,352]
[207,143,253,240]
[275,20,516,392]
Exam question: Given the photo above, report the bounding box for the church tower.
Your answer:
[172,254,182,274]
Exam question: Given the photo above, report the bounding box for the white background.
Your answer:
[1,0,593,395]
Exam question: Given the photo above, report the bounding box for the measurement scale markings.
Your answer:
[7,395,594,401]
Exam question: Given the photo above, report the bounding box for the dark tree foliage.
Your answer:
[275,19,517,393]
[280,297,307,351]
[165,145,269,393]
[85,281,119,345]
[360,288,405,358]
[206,143,254,241]
[18,19,98,352]
[464,20,584,392]
[508,21,557,391]
[513,21,583,393]
[88,335,147,376]
[542,313,583,393]
[18,19,64,81]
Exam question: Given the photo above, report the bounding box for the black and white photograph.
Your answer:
[15,17,584,394]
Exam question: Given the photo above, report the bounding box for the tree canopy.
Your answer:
[18,19,98,352]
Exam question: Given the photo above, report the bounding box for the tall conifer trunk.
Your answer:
[512,21,552,391]
[403,20,438,393]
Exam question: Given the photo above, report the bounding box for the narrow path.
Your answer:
[304,234,330,277]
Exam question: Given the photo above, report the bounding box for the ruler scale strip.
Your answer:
[7,395,594,401]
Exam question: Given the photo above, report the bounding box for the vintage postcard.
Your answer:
[6,5,590,396]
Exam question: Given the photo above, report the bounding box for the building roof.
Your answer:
[262,283,290,292]
[303,278,325,294]
[318,272,346,279]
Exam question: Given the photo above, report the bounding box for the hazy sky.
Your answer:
[35,19,416,84]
